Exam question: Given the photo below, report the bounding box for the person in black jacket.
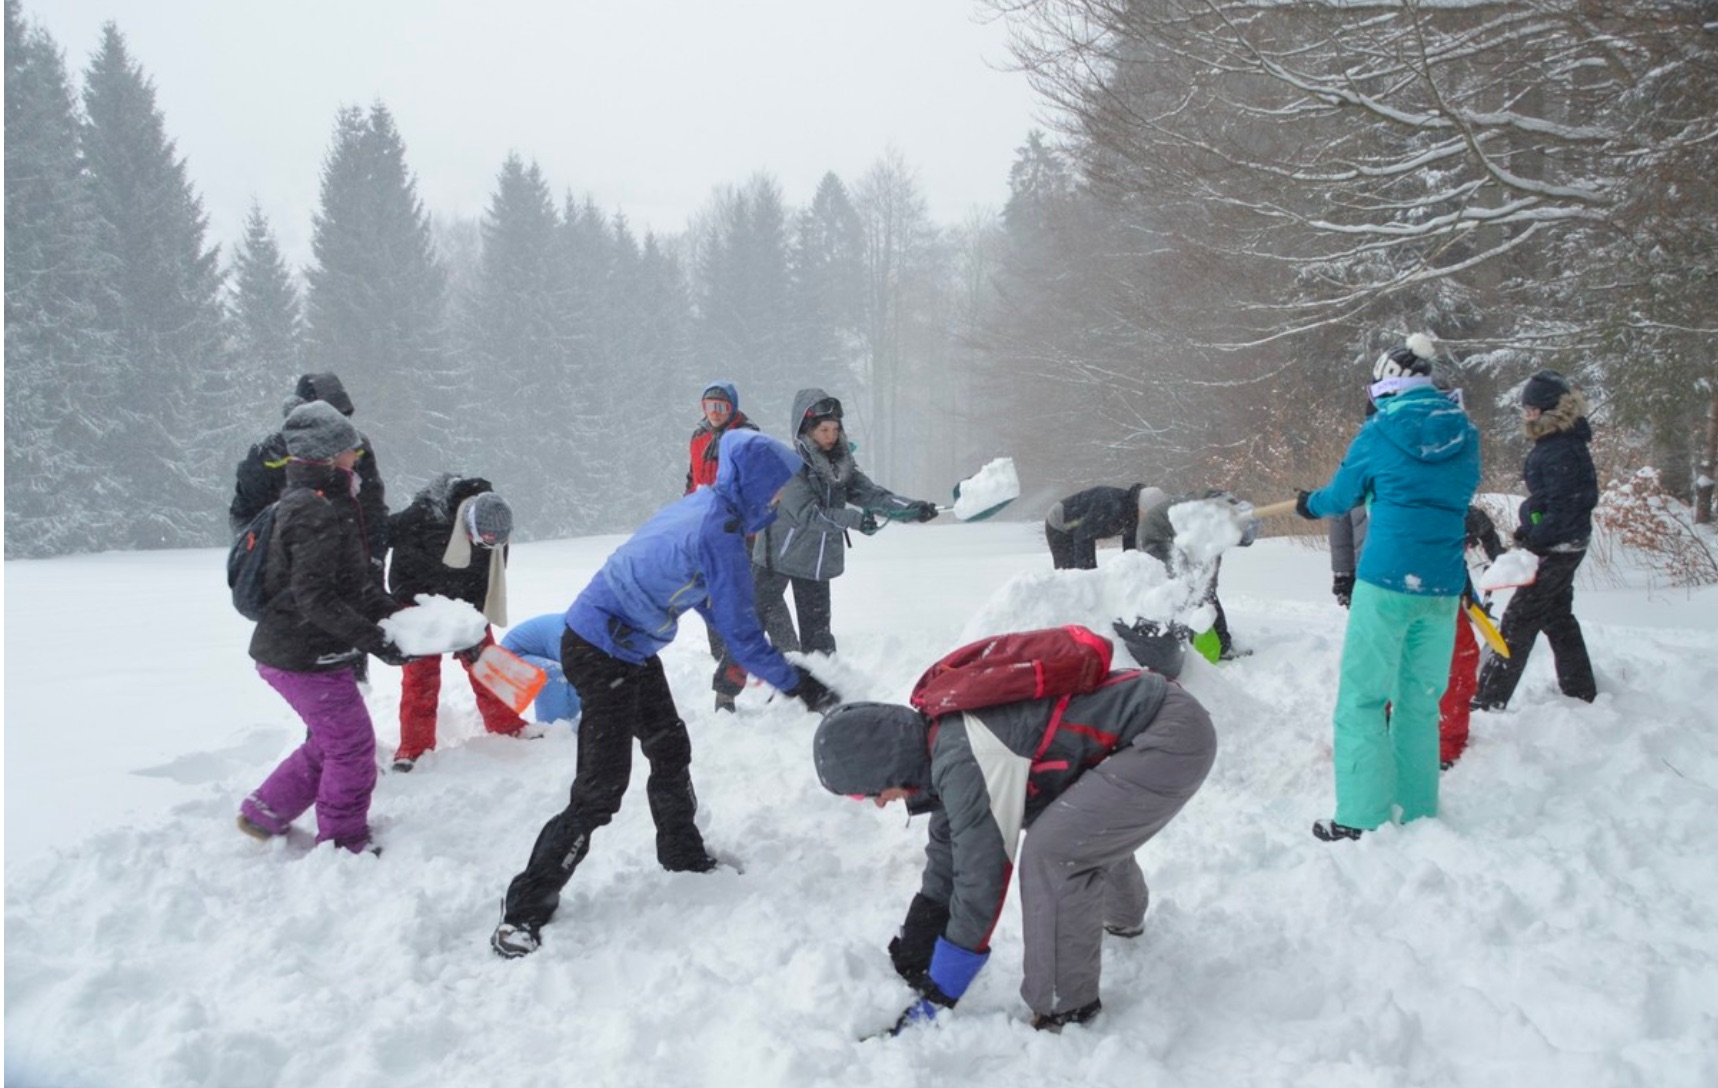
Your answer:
[1044,484,1156,570]
[237,402,413,854]
[386,475,521,770]
[1474,370,1600,710]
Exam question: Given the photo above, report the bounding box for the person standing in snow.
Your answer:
[231,373,389,683]
[749,388,939,658]
[1136,488,1259,660]
[1473,370,1600,710]
[1331,503,1503,768]
[237,401,415,854]
[490,430,843,959]
[500,613,583,727]
[1043,483,1150,570]
[812,665,1216,1033]
[1293,335,1480,841]
[385,475,521,771]
[684,382,762,712]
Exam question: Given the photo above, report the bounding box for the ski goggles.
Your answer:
[803,397,843,422]
[702,397,732,415]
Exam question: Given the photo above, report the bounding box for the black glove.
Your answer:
[888,893,951,985]
[1294,490,1317,520]
[792,670,841,713]
[1512,524,1530,547]
[373,638,415,668]
[911,501,940,523]
[1332,572,1355,608]
[453,641,485,666]
[858,511,882,536]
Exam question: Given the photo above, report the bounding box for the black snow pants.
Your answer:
[1046,524,1097,570]
[502,627,709,928]
[1475,549,1596,708]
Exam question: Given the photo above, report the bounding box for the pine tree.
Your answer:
[228,203,302,424]
[789,172,866,392]
[3,0,118,557]
[79,20,229,549]
[304,103,449,496]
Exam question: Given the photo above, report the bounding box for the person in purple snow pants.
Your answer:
[237,401,416,853]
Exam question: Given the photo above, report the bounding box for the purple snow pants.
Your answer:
[241,663,377,852]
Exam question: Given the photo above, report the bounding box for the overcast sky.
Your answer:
[26,0,1045,267]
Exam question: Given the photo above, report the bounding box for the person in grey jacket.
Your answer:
[1136,488,1257,659]
[813,665,1216,1033]
[749,388,938,656]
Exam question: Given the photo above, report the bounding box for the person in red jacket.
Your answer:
[684,382,757,493]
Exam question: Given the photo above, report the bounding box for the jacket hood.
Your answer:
[813,702,932,797]
[1371,385,1474,465]
[413,473,493,520]
[715,430,801,534]
[1525,389,1591,442]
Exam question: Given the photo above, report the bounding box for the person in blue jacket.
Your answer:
[491,430,843,958]
[499,614,583,726]
[1293,335,1480,842]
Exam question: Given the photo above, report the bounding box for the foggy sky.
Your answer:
[26,0,1043,265]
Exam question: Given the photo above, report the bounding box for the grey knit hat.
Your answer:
[466,492,513,547]
[281,401,360,461]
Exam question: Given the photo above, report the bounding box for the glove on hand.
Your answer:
[1294,490,1317,520]
[1332,572,1355,608]
[792,670,841,713]
[373,638,415,668]
[888,894,951,984]
[911,501,940,523]
[889,938,989,1035]
[453,641,486,666]
[1512,524,1531,546]
[858,511,882,536]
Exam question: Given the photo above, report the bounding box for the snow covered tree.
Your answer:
[3,0,119,557]
[79,20,229,548]
[227,203,302,418]
[789,172,866,389]
[304,103,449,495]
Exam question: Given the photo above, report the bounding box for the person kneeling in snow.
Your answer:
[491,430,843,959]
[238,402,415,855]
[812,668,1216,1033]
[386,476,521,771]
[499,613,583,726]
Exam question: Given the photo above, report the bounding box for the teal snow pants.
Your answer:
[1333,582,1460,830]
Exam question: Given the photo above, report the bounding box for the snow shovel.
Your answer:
[470,644,548,717]
[1477,549,1538,591]
[1468,602,1510,658]
[945,457,1020,521]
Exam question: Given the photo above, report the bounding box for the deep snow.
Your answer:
[5,519,1717,1087]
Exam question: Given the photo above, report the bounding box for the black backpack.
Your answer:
[227,504,280,621]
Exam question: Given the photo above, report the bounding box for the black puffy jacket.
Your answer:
[1520,401,1598,552]
[387,476,501,606]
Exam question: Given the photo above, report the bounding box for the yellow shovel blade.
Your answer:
[1468,603,1510,658]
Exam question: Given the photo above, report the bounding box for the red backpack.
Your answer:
[909,625,1115,718]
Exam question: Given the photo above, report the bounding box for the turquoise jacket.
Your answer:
[1305,385,1481,597]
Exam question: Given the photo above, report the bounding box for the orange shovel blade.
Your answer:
[471,644,548,716]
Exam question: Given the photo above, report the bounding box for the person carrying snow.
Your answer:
[1292,335,1480,842]
[749,388,939,658]
[237,401,415,854]
[1331,502,1503,768]
[499,613,583,726]
[812,667,1216,1033]
[230,372,389,683]
[1473,369,1599,710]
[1136,488,1258,660]
[1043,483,1152,570]
[490,429,843,959]
[684,382,762,712]
[385,475,522,771]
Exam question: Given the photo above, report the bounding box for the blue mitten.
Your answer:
[889,937,989,1035]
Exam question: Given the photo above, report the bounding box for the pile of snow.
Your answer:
[6,522,1718,1087]
[380,593,490,655]
[951,457,1020,520]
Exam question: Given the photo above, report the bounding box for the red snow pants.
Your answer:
[1438,615,1481,765]
[396,627,525,762]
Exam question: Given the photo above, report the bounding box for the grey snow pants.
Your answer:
[1016,684,1217,1017]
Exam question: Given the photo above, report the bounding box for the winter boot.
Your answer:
[1312,819,1365,842]
[1031,999,1102,1032]
[236,814,275,842]
[714,693,737,713]
[491,921,541,959]
[1103,922,1145,939]
[391,756,416,773]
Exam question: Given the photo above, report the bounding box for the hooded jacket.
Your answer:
[1519,391,1598,552]
[248,460,400,672]
[1304,384,1481,597]
[685,382,759,494]
[1049,484,1146,549]
[386,475,504,607]
[751,387,919,581]
[814,671,1174,953]
[566,430,804,692]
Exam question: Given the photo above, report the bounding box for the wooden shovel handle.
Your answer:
[1251,499,1302,519]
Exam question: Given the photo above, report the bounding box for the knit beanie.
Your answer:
[295,372,355,416]
[1372,333,1437,381]
[281,401,360,461]
[466,492,514,547]
[1521,369,1572,410]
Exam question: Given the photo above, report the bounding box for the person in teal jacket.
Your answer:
[1293,335,1481,841]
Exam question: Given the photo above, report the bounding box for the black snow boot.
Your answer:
[1312,819,1365,842]
[1031,999,1102,1032]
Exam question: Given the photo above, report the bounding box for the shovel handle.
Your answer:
[1251,499,1303,519]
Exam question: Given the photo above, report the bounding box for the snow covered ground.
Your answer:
[5,519,1717,1087]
